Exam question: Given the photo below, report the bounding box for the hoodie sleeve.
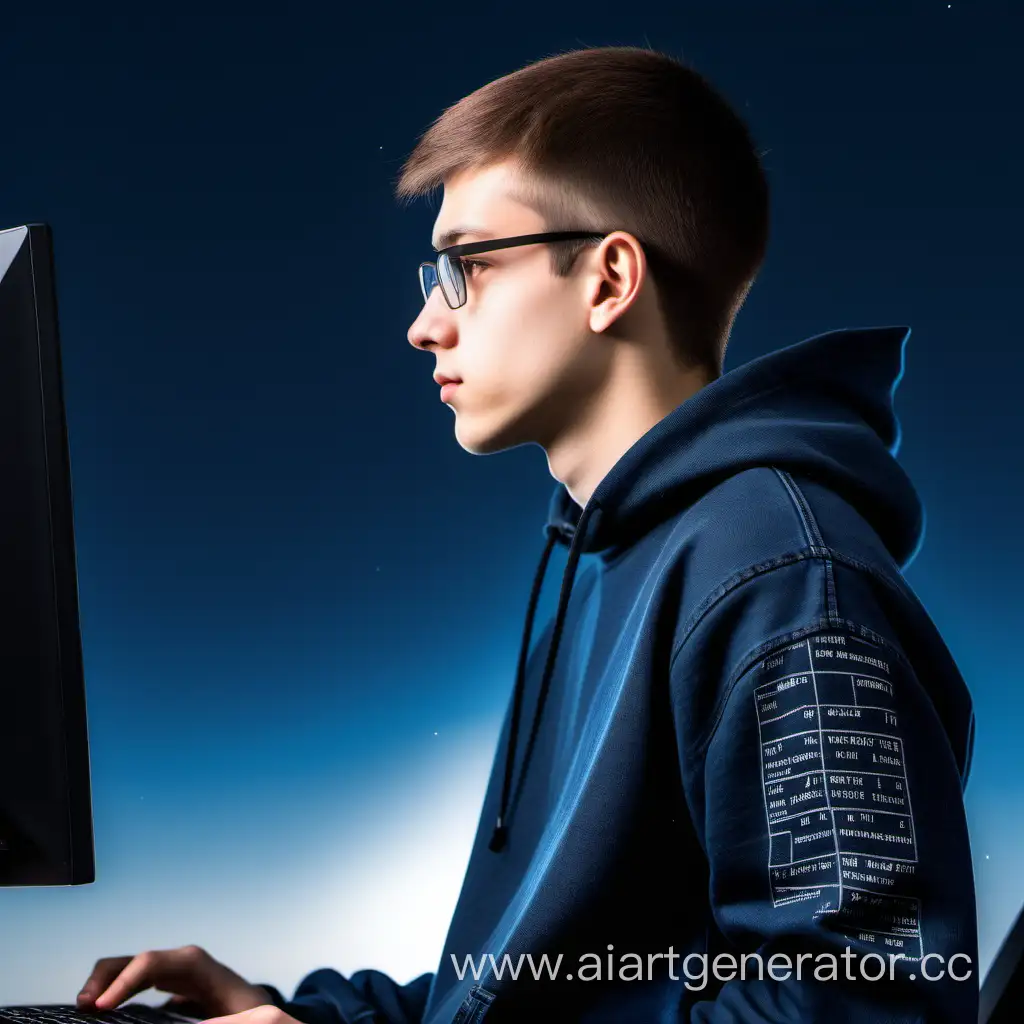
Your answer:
[253,968,433,1024]
[672,606,978,1023]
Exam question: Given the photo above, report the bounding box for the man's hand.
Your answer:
[76,945,276,1018]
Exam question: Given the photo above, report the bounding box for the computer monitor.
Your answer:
[0,222,94,885]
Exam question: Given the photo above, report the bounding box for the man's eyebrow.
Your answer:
[432,225,491,251]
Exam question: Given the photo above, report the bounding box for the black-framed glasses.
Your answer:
[418,231,607,310]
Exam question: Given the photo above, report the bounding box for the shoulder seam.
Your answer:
[773,467,841,622]
[667,464,862,676]
[668,545,907,676]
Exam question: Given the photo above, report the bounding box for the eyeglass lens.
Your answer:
[420,254,466,308]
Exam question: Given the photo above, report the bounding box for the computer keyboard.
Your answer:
[0,1006,200,1024]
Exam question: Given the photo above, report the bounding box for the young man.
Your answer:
[77,45,978,1024]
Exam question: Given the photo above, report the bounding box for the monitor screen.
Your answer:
[0,222,94,885]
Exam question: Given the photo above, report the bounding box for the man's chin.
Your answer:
[453,416,524,456]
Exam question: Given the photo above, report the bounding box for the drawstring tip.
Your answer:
[488,822,508,852]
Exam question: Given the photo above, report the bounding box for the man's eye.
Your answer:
[460,259,489,274]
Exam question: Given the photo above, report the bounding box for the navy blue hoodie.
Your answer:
[258,325,978,1023]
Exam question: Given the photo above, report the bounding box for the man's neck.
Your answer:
[546,359,713,510]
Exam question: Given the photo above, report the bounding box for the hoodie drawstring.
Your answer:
[488,501,598,853]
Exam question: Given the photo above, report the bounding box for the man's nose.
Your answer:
[408,289,453,350]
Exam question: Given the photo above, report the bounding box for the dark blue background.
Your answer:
[0,1,1019,1004]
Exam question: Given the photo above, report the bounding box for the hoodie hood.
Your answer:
[488,325,922,853]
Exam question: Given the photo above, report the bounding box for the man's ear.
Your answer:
[587,232,647,334]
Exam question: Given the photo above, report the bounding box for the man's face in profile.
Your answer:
[407,159,613,457]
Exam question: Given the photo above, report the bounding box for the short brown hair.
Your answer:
[394,45,770,379]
